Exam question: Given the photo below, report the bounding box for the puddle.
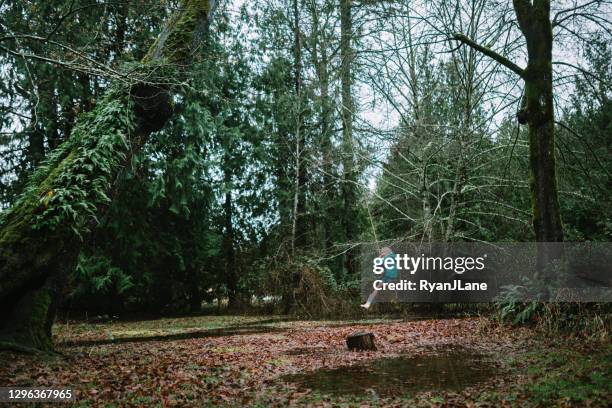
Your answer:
[283,348,496,397]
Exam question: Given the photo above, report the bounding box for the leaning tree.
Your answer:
[0,0,217,352]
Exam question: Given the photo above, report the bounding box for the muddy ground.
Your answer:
[1,316,610,407]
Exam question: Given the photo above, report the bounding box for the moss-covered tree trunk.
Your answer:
[0,0,216,353]
[513,0,564,272]
[454,0,563,272]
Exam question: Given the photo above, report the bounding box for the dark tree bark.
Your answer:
[27,119,46,167]
[188,280,203,314]
[285,0,307,312]
[514,0,564,272]
[223,160,238,310]
[340,0,358,274]
[0,0,217,353]
[291,0,307,254]
[310,5,334,257]
[454,0,563,271]
[28,81,60,166]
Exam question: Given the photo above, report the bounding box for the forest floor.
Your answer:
[1,315,610,407]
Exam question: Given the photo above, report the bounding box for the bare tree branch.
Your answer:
[452,33,526,78]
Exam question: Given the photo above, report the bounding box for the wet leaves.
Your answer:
[0,317,607,407]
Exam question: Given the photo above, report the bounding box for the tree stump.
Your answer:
[346,332,376,351]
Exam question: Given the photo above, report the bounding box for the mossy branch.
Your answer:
[144,0,215,66]
[0,0,217,349]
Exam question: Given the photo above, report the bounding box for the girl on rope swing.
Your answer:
[360,246,398,309]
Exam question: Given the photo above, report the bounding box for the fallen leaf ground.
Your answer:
[1,315,609,407]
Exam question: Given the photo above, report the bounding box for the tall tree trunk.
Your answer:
[286,0,303,313]
[291,0,304,256]
[444,160,466,242]
[340,0,357,274]
[223,161,238,309]
[309,2,334,257]
[0,0,216,352]
[403,19,434,243]
[421,169,433,242]
[514,0,563,271]
[188,277,202,314]
[446,37,477,242]
[453,0,563,272]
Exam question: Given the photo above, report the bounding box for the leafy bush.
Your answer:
[73,253,133,296]
[243,255,359,316]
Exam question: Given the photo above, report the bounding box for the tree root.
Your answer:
[0,339,60,356]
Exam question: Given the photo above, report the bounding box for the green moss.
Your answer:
[0,0,208,246]
[0,285,54,352]
[524,347,612,405]
[0,88,136,258]
[0,0,210,354]
[0,84,140,349]
[144,0,210,64]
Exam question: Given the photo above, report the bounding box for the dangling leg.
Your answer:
[360,290,378,309]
